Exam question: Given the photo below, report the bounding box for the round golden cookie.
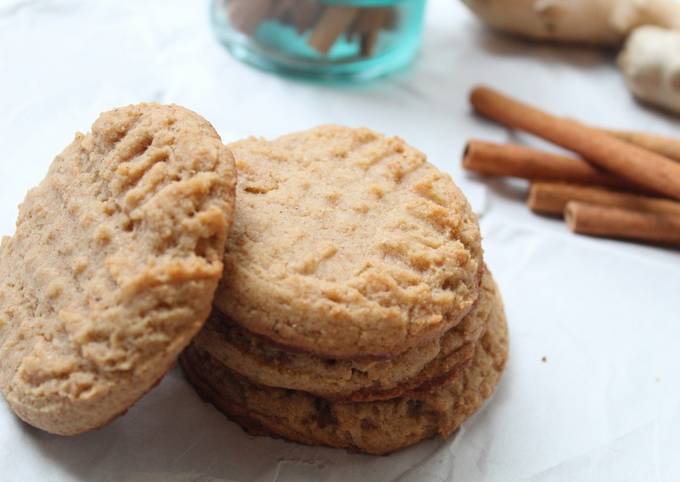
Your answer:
[0,104,236,435]
[180,290,508,455]
[215,126,483,358]
[194,270,499,401]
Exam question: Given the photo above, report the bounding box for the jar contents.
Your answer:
[211,0,426,80]
[226,1,397,58]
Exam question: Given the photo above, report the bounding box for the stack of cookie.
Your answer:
[180,126,509,455]
[0,105,506,454]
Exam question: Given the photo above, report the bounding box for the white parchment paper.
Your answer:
[1,1,679,480]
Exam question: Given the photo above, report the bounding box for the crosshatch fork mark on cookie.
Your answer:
[0,103,236,435]
[215,125,483,359]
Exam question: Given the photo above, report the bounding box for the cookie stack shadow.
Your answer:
[179,126,509,455]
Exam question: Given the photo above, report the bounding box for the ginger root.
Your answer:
[461,0,680,46]
[619,26,680,114]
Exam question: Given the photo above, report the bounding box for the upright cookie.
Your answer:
[216,126,483,358]
[0,104,236,435]
[194,270,499,401]
[181,280,508,455]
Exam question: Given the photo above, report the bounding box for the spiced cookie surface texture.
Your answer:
[215,125,483,358]
[0,103,236,435]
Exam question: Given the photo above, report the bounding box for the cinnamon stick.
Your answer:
[383,7,398,30]
[358,9,386,57]
[292,1,323,34]
[229,0,274,35]
[269,0,298,20]
[565,201,680,247]
[599,129,680,163]
[308,7,359,54]
[463,140,639,191]
[529,182,680,216]
[470,85,680,200]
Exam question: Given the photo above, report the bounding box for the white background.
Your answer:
[1,1,679,481]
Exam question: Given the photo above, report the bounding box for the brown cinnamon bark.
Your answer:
[229,0,274,35]
[383,7,398,30]
[308,7,359,54]
[269,0,298,20]
[358,9,386,57]
[292,1,323,34]
[565,202,680,247]
[599,129,680,163]
[529,182,680,216]
[470,85,680,200]
[463,140,639,191]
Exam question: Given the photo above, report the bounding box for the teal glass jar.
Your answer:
[211,0,427,81]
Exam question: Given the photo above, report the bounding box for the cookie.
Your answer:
[0,104,236,435]
[180,288,508,455]
[194,270,499,401]
[215,126,483,358]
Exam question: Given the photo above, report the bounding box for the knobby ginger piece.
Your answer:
[460,0,680,46]
[619,26,680,115]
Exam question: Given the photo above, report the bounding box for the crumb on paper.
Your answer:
[541,356,547,363]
